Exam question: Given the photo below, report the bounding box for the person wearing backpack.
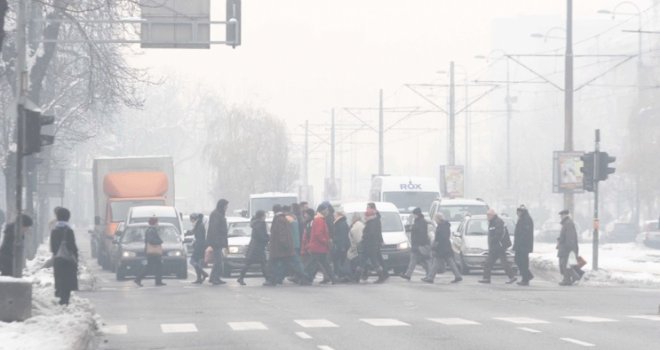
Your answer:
[50,208,78,305]
[134,217,165,287]
[479,209,517,284]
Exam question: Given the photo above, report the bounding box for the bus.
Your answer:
[369,176,440,220]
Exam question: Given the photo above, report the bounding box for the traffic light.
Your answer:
[226,0,241,48]
[597,152,616,181]
[23,107,55,155]
[580,152,595,192]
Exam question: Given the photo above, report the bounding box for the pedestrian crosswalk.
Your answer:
[100,314,658,336]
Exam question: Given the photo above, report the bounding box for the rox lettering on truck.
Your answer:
[400,181,422,190]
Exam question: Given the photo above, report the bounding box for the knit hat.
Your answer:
[412,207,422,216]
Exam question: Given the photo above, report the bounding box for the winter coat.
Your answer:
[300,220,313,256]
[487,215,506,250]
[347,221,365,261]
[50,223,79,294]
[513,212,534,254]
[557,216,579,258]
[325,209,335,239]
[0,224,16,276]
[206,209,228,249]
[286,215,301,251]
[362,216,384,250]
[191,219,207,260]
[246,217,269,263]
[333,216,350,252]
[410,216,431,248]
[269,213,295,258]
[433,220,454,257]
[307,214,331,254]
[144,227,163,251]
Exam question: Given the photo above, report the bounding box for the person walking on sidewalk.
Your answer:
[207,199,229,285]
[423,213,462,284]
[401,208,431,281]
[479,209,517,284]
[189,213,209,284]
[134,217,165,287]
[50,208,79,305]
[557,209,579,286]
[237,210,270,285]
[513,205,534,286]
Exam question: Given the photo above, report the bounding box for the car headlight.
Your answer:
[228,246,240,254]
[397,241,410,250]
[122,251,136,258]
[166,250,183,257]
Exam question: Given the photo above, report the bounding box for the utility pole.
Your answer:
[505,58,512,189]
[378,89,384,175]
[593,129,600,270]
[448,61,456,166]
[12,0,28,278]
[464,74,469,196]
[330,108,336,181]
[564,0,574,213]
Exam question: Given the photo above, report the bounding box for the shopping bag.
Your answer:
[567,251,578,267]
[204,246,215,264]
[146,243,163,256]
[576,256,587,268]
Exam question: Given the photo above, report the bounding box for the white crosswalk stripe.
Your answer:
[295,331,313,339]
[560,338,595,347]
[494,317,549,324]
[517,327,542,333]
[360,318,410,327]
[101,324,128,335]
[228,321,269,331]
[427,318,481,325]
[160,323,198,333]
[628,315,660,321]
[563,316,617,323]
[295,319,339,328]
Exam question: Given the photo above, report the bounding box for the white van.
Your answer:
[248,192,299,217]
[369,176,440,221]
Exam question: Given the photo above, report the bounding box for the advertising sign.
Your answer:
[440,165,464,198]
[553,151,584,193]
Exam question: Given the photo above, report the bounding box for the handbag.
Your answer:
[55,238,77,264]
[204,246,215,264]
[576,256,587,268]
[146,243,163,256]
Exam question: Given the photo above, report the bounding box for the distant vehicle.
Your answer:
[90,156,175,270]
[369,176,440,222]
[110,223,187,281]
[247,192,299,218]
[341,201,410,274]
[604,222,638,243]
[428,198,489,232]
[452,214,516,275]
[125,206,184,238]
[536,221,562,243]
[640,229,660,249]
[221,217,257,277]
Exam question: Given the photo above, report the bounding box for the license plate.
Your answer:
[382,255,389,260]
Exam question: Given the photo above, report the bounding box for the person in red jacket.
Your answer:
[304,204,336,284]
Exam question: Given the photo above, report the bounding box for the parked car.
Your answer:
[638,220,660,249]
[604,222,638,243]
[110,223,188,281]
[222,217,257,277]
[452,214,516,275]
[428,198,489,233]
[536,221,562,243]
[342,201,411,274]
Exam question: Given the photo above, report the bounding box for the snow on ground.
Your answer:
[0,243,100,350]
[532,242,660,287]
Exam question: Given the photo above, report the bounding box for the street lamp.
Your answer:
[598,1,642,61]
[530,26,566,42]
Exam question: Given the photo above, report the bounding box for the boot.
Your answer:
[237,277,246,286]
[375,268,388,284]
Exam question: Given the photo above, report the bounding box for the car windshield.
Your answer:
[131,216,180,230]
[121,226,180,244]
[440,204,488,222]
[110,200,164,222]
[382,192,438,214]
[347,211,403,232]
[250,197,297,216]
[229,222,251,237]
[466,219,489,236]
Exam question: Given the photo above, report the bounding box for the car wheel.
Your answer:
[458,254,470,275]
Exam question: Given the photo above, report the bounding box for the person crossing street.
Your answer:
[479,209,517,284]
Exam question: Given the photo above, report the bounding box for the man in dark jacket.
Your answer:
[237,210,269,285]
[0,214,33,276]
[513,205,534,286]
[356,207,387,283]
[479,209,517,284]
[401,208,430,280]
[265,205,309,286]
[557,209,579,286]
[50,208,79,305]
[207,199,229,285]
[424,213,462,284]
[331,211,351,280]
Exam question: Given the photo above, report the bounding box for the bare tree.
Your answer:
[0,0,7,51]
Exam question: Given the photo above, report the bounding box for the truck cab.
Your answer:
[370,176,440,222]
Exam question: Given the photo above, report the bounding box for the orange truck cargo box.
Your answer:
[103,172,169,198]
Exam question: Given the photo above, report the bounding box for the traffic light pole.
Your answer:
[592,129,600,271]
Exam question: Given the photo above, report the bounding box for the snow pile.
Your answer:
[0,244,100,350]
[531,242,660,287]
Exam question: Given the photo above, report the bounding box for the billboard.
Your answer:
[553,151,584,193]
[440,165,464,198]
[140,0,211,49]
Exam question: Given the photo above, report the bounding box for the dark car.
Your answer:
[605,223,638,243]
[110,223,188,281]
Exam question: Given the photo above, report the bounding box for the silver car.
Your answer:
[452,215,516,275]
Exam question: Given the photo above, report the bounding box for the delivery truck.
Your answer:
[90,156,174,269]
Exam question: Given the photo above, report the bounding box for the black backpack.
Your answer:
[501,225,512,249]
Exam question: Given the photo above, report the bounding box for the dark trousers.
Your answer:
[305,253,335,282]
[515,251,533,282]
[269,256,308,283]
[483,247,515,280]
[331,248,349,278]
[427,254,461,281]
[135,255,163,284]
[358,247,385,273]
[190,257,207,281]
[209,248,225,282]
[239,260,267,280]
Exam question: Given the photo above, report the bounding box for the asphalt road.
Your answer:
[77,235,660,350]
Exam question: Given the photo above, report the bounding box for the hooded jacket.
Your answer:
[513,210,534,254]
[410,215,430,247]
[307,213,331,254]
[333,215,350,252]
[246,217,269,262]
[207,208,228,249]
[433,220,454,257]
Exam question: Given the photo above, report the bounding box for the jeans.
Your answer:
[427,254,461,281]
[135,255,163,284]
[514,251,533,282]
[331,248,349,278]
[404,248,430,278]
[209,248,225,282]
[482,247,515,280]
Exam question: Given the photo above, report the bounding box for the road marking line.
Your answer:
[101,325,127,335]
[560,338,595,347]
[563,316,617,323]
[295,332,313,339]
[360,318,410,327]
[295,319,339,328]
[99,287,119,291]
[494,317,549,324]
[628,315,660,321]
[427,318,481,325]
[517,327,541,333]
[160,323,198,333]
[228,322,269,331]
[318,346,334,350]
